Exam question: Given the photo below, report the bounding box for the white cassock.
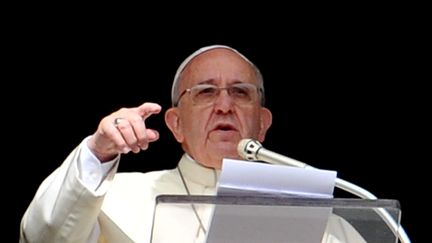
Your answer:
[20,141,366,243]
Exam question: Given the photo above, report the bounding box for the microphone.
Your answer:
[237,138,313,169]
[237,138,411,243]
[237,138,374,195]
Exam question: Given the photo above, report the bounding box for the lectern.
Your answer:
[150,195,400,243]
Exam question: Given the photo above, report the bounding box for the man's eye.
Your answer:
[231,87,248,96]
[198,87,216,95]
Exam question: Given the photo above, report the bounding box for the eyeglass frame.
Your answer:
[173,82,265,107]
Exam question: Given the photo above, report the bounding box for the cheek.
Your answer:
[182,111,207,134]
[239,111,262,136]
[249,122,262,137]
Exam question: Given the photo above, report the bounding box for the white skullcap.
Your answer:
[171,45,258,106]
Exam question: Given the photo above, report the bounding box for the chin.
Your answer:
[213,141,237,153]
[217,148,239,161]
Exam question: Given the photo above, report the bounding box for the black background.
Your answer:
[9,9,425,242]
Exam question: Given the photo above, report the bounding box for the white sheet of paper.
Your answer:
[206,158,338,242]
[218,158,337,198]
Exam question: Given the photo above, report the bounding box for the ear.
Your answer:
[165,107,185,143]
[258,107,273,142]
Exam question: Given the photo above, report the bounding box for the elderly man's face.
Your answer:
[165,48,272,169]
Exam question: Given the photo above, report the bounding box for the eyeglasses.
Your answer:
[174,83,261,107]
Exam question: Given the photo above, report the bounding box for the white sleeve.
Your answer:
[78,136,119,191]
[20,136,120,243]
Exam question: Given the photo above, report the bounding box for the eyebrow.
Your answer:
[196,79,215,85]
[195,79,248,86]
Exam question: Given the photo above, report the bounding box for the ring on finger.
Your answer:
[114,118,124,126]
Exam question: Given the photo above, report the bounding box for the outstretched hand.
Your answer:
[88,102,162,162]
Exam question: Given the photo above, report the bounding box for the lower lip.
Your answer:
[211,130,237,138]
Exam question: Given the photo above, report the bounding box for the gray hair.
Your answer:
[171,45,265,107]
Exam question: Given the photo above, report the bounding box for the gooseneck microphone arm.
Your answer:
[237,138,411,243]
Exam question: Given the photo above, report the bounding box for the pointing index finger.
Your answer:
[137,102,162,120]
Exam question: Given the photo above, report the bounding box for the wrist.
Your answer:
[87,136,117,163]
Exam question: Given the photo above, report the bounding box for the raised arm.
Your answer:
[20,102,162,243]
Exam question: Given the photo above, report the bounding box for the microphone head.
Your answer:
[237,138,262,161]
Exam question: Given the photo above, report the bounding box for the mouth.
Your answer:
[213,123,237,132]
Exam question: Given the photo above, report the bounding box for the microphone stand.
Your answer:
[336,177,410,243]
[238,139,411,243]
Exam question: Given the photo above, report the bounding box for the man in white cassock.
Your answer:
[20,45,366,243]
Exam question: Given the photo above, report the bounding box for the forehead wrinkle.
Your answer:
[181,55,255,88]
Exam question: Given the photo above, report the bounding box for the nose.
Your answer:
[213,89,235,113]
